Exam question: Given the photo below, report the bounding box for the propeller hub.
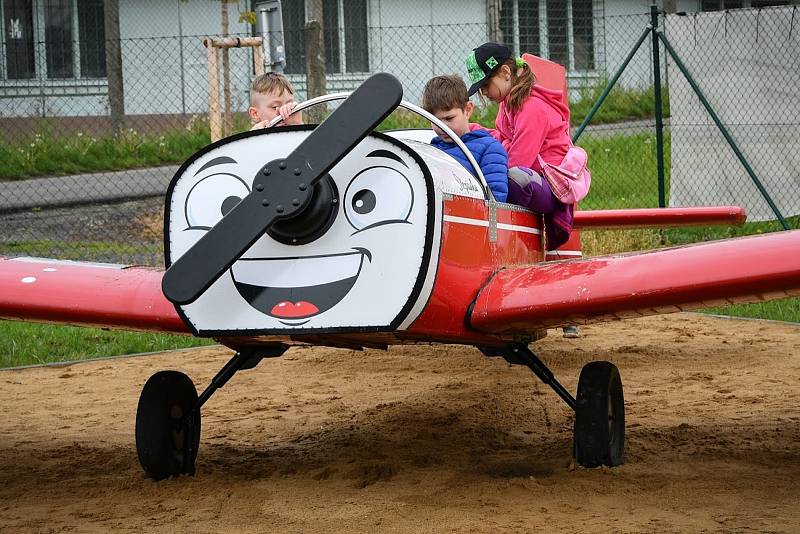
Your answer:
[268,173,339,245]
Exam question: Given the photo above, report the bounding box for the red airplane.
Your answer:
[1,72,798,482]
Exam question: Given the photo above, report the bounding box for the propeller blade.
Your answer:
[163,73,403,305]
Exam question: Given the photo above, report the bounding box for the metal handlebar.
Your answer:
[267,92,491,199]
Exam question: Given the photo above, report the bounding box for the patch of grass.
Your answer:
[704,299,800,323]
[3,82,665,180]
[577,132,669,209]
[0,116,219,181]
[0,320,214,368]
[0,240,161,263]
[571,80,669,126]
[662,216,799,244]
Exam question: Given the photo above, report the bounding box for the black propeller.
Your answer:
[162,73,403,305]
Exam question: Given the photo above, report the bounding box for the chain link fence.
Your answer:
[1,1,797,266]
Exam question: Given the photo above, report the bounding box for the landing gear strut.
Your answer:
[134,345,288,480]
[483,343,625,468]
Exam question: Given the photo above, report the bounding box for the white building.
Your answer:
[0,0,794,119]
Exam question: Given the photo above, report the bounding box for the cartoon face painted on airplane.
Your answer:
[165,128,435,334]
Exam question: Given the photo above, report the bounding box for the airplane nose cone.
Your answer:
[268,173,339,245]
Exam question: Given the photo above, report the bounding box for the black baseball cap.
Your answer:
[465,42,513,96]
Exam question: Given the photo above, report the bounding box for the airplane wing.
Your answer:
[573,206,746,229]
[469,230,800,333]
[0,257,188,334]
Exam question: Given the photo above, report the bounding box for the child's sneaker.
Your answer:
[562,325,581,338]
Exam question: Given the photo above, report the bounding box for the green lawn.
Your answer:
[0,240,161,262]
[0,320,215,369]
[704,299,800,323]
[0,126,212,181]
[2,82,661,181]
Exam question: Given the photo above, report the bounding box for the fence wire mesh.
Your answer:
[0,1,797,266]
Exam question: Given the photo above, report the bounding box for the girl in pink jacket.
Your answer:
[465,42,577,250]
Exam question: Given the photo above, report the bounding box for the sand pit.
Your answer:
[1,313,799,533]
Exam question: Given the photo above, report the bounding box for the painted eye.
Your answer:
[185,173,250,230]
[344,166,413,232]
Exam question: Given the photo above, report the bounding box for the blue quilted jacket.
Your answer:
[431,130,509,202]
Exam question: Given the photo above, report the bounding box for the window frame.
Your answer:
[0,0,106,83]
[282,0,370,77]
[502,0,600,74]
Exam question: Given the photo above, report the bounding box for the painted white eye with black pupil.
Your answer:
[352,190,376,214]
[185,173,250,230]
[344,166,413,231]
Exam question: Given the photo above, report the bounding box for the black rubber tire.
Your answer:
[135,370,201,480]
[574,361,624,468]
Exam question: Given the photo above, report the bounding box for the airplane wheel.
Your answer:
[135,370,201,480]
[574,361,624,468]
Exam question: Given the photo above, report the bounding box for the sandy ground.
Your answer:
[1,313,799,533]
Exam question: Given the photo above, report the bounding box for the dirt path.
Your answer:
[1,313,799,533]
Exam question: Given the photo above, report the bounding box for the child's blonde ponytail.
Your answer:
[505,59,536,113]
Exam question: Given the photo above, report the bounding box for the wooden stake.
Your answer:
[203,36,265,141]
[205,37,222,143]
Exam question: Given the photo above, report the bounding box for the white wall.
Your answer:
[120,0,254,115]
[602,1,658,89]
[369,0,487,104]
[600,0,705,91]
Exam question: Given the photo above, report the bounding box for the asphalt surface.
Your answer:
[0,165,177,213]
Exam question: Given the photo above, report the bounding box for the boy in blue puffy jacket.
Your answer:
[421,75,508,202]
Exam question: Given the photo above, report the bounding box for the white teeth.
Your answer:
[231,252,363,287]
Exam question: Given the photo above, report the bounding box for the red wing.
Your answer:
[469,231,800,333]
[573,206,746,229]
[0,257,188,334]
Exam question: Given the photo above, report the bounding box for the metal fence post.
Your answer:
[651,5,666,209]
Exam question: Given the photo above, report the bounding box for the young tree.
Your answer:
[104,0,124,135]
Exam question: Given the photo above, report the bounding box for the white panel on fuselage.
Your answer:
[166,129,438,334]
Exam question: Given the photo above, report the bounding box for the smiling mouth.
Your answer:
[230,249,370,322]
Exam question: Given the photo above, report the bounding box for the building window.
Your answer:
[3,0,36,79]
[44,0,74,79]
[499,0,596,71]
[282,0,369,75]
[571,0,594,71]
[77,0,105,78]
[342,0,368,72]
[1,0,106,81]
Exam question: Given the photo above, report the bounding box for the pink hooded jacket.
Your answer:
[470,84,580,249]
[472,85,571,173]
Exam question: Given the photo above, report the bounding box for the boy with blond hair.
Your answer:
[248,72,302,129]
[421,75,508,202]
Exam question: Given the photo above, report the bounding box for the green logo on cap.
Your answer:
[486,56,498,69]
[466,52,484,84]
